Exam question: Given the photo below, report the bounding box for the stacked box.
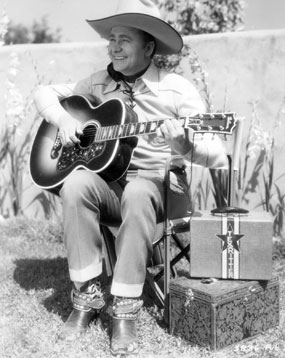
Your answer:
[190,211,272,280]
[170,276,279,350]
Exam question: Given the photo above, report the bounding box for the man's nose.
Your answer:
[111,41,122,52]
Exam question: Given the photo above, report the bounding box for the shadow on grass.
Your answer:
[12,256,166,336]
[13,257,72,320]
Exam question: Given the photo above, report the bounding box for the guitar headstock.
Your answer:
[187,112,236,135]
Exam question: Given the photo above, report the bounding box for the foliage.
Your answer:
[238,99,285,237]
[0,49,61,219]
[0,57,62,219]
[0,9,9,45]
[188,168,213,211]
[153,0,245,35]
[153,0,245,87]
[0,52,38,217]
[4,16,62,45]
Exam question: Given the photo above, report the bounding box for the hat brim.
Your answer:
[86,13,183,55]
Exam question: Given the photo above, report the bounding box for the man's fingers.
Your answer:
[70,134,80,144]
[76,126,84,135]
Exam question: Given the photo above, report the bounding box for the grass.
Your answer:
[0,217,285,358]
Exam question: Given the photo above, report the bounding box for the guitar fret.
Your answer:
[139,123,146,134]
[111,126,116,139]
[117,125,123,138]
[124,123,129,137]
[146,122,151,133]
[126,123,131,137]
[97,128,103,141]
[134,123,141,135]
[105,126,111,140]
[150,121,158,133]
[101,128,107,141]
[129,123,136,136]
[113,125,119,139]
[109,126,115,139]
[122,124,128,137]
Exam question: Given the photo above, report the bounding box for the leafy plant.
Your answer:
[4,16,62,45]
[153,0,245,35]
[0,52,38,216]
[0,9,9,45]
[238,99,285,237]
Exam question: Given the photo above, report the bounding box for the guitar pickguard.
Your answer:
[50,131,62,159]
[57,142,106,172]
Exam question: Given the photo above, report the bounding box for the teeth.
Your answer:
[114,56,125,60]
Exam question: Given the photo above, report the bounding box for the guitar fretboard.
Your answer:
[95,118,189,141]
[92,114,235,142]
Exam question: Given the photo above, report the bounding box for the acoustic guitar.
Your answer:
[30,94,236,189]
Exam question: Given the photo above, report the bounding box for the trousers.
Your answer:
[60,167,190,297]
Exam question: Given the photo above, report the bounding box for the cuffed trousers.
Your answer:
[60,168,189,297]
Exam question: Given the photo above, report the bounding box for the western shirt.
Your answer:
[34,61,227,170]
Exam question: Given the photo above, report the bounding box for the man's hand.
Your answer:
[58,113,83,146]
[157,119,194,155]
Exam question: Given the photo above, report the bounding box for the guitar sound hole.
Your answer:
[79,124,97,148]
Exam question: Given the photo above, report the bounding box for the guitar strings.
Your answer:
[77,115,228,141]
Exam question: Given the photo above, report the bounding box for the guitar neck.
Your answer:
[95,113,235,142]
[95,117,185,142]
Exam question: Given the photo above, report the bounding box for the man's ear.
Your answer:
[145,41,156,57]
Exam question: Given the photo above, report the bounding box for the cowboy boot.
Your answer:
[110,296,144,356]
[59,278,105,340]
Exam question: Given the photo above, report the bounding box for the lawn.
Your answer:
[0,217,285,358]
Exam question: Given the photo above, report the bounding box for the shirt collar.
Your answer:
[103,61,159,96]
[103,78,118,94]
[140,62,159,96]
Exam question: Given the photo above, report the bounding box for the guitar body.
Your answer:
[30,95,138,189]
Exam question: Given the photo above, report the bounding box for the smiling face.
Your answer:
[108,26,155,76]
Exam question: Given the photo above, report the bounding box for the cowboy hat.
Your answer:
[86,0,183,55]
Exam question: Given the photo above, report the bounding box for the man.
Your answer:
[34,0,227,356]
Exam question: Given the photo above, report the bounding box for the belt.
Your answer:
[126,166,186,181]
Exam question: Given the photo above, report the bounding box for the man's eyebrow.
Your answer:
[109,34,132,40]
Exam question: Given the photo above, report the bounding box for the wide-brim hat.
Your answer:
[86,0,183,55]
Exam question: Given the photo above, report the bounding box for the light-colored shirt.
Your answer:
[34,61,227,170]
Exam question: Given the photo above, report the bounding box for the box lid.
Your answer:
[170,276,279,304]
